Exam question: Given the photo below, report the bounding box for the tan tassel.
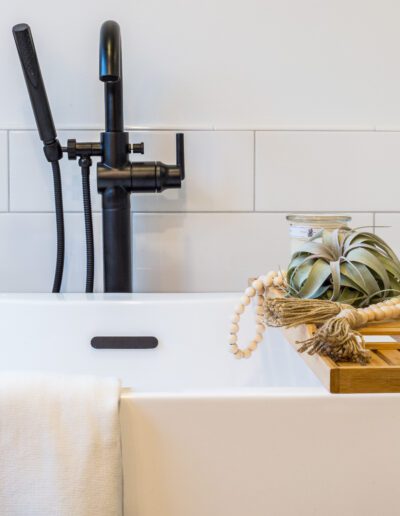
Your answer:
[296,308,370,364]
[264,297,351,328]
[260,280,400,364]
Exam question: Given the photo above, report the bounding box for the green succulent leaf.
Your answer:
[297,259,331,298]
[286,227,400,307]
[329,260,341,300]
[336,287,364,305]
[346,248,390,290]
[293,242,335,261]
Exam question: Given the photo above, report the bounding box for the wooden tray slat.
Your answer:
[376,349,400,366]
[282,322,400,394]
[365,341,400,350]
[337,351,387,368]
[360,321,400,336]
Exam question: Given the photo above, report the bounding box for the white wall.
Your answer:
[0,0,399,292]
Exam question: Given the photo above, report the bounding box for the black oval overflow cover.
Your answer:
[91,336,158,349]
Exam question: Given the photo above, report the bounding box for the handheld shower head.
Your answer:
[12,23,57,147]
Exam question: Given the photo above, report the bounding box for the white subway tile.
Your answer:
[2,1,399,128]
[0,213,103,292]
[0,211,373,293]
[256,131,400,212]
[0,131,8,211]
[130,131,254,211]
[375,214,400,259]
[10,131,101,212]
[132,212,373,292]
[11,130,253,213]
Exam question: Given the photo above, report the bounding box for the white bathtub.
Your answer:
[1,293,400,516]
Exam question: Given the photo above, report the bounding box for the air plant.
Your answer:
[286,228,400,307]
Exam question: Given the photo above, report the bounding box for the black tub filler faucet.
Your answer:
[12,20,185,293]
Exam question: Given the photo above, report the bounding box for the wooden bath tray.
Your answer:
[282,321,400,394]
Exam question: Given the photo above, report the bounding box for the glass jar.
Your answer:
[286,214,352,255]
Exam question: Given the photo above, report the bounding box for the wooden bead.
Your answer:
[256,295,264,306]
[228,275,280,358]
[356,311,369,326]
[392,305,400,317]
[259,275,268,287]
[235,304,245,315]
[373,307,386,321]
[265,271,276,287]
[245,287,256,297]
[381,305,395,319]
[364,307,376,321]
[230,323,239,334]
[273,275,283,287]
[252,279,264,292]
[256,323,265,333]
[248,341,258,351]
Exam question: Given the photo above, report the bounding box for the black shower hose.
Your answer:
[51,161,65,293]
[80,158,94,293]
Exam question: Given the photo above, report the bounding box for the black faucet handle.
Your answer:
[156,133,185,190]
[176,133,185,180]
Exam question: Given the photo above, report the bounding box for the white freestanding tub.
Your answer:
[1,293,399,516]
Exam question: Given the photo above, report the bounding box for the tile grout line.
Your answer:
[253,131,256,211]
[6,130,10,213]
[1,210,396,215]
[8,127,400,133]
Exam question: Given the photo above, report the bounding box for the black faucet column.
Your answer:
[99,127,132,292]
[99,20,132,292]
[102,185,132,292]
[97,20,185,293]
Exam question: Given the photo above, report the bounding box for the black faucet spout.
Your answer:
[100,20,123,133]
[100,20,121,82]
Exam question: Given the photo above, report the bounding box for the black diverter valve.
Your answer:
[155,164,182,191]
[130,133,185,193]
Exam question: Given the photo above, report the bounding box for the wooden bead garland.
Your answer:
[229,270,286,359]
[230,269,400,363]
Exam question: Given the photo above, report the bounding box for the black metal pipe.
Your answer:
[79,157,95,293]
[51,161,65,293]
[104,82,124,132]
[102,186,132,292]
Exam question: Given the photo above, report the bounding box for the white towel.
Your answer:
[0,372,122,516]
